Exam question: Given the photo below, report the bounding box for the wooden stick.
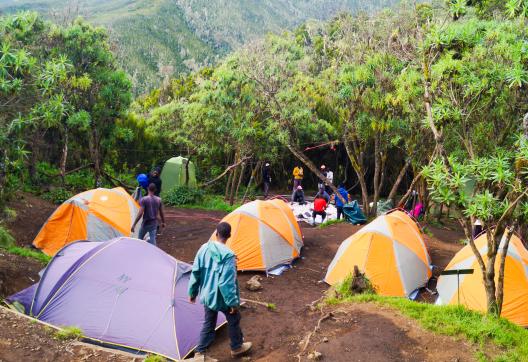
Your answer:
[296,312,333,361]
[240,298,274,308]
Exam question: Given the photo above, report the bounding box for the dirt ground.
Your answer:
[0,194,475,362]
[0,307,142,362]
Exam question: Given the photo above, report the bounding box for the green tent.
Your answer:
[160,156,197,191]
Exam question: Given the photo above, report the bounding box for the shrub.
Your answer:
[163,186,205,206]
[0,225,15,248]
[65,170,95,191]
[2,207,17,222]
[327,271,376,302]
[42,188,73,204]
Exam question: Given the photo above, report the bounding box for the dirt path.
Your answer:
[0,307,141,362]
[0,195,472,361]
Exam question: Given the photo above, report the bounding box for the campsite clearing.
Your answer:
[1,194,487,361]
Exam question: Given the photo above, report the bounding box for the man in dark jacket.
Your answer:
[262,162,271,199]
[148,168,162,196]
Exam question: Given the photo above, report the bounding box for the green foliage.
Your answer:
[327,273,377,300]
[181,195,240,213]
[54,326,83,340]
[0,225,15,248]
[0,0,400,92]
[163,186,205,206]
[317,219,345,229]
[327,294,528,361]
[2,245,51,264]
[41,188,73,204]
[2,207,17,222]
[144,355,167,362]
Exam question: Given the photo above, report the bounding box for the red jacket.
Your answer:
[313,198,327,212]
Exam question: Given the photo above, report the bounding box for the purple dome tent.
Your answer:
[7,237,225,360]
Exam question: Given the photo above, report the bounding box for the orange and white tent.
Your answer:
[325,210,432,297]
[211,199,303,271]
[33,187,140,256]
[436,232,528,327]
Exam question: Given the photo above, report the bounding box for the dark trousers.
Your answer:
[312,210,326,222]
[196,306,243,353]
[263,181,270,198]
[336,206,344,220]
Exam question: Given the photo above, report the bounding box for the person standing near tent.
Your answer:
[292,164,304,189]
[318,165,327,190]
[131,183,165,246]
[312,194,328,224]
[133,173,149,201]
[148,168,162,196]
[335,183,350,220]
[189,222,252,360]
[262,162,271,199]
[325,167,334,195]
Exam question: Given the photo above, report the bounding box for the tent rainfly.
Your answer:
[8,237,225,360]
[160,156,197,191]
[436,232,528,327]
[211,199,303,272]
[33,187,140,256]
[325,210,432,297]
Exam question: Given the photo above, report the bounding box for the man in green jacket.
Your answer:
[189,222,252,360]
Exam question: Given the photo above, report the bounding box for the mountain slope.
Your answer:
[0,0,399,93]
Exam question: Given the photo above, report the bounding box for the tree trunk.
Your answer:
[185,157,190,186]
[372,135,382,216]
[60,130,69,186]
[242,161,259,204]
[343,140,369,214]
[497,226,516,315]
[90,128,102,188]
[228,159,240,206]
[388,158,411,203]
[523,113,528,139]
[225,169,234,200]
[233,161,246,204]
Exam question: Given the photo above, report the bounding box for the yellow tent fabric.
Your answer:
[210,199,303,271]
[325,210,432,297]
[436,232,528,327]
[33,187,140,256]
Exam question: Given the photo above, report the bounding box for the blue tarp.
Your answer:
[343,201,367,225]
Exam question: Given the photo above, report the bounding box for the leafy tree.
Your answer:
[423,138,528,316]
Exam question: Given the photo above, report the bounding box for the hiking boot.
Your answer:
[193,352,218,362]
[231,342,252,357]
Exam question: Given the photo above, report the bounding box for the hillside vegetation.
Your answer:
[0,0,399,92]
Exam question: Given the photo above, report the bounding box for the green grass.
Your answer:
[326,293,528,361]
[54,326,83,340]
[266,303,277,311]
[318,219,345,229]
[179,195,240,213]
[0,225,15,248]
[144,354,166,362]
[3,246,51,264]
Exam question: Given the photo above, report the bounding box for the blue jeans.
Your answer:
[139,224,157,246]
[196,306,243,353]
